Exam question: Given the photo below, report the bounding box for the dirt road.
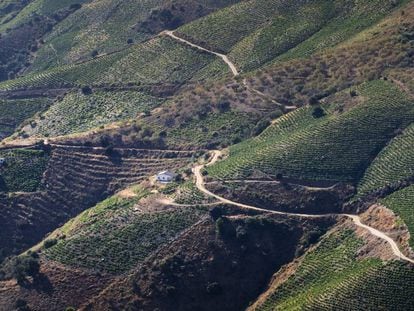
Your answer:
[163,30,239,76]
[193,150,414,264]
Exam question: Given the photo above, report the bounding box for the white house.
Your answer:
[156,170,176,183]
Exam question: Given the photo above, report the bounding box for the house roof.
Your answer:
[157,170,176,177]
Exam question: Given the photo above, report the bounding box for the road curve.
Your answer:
[194,151,414,264]
[346,214,414,264]
[162,31,299,113]
[162,30,239,76]
[193,151,337,218]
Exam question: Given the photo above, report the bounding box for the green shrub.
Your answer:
[43,238,57,249]
[13,255,40,284]
[312,106,326,118]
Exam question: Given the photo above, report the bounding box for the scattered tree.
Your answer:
[13,254,40,284]
[81,85,93,95]
[312,106,326,118]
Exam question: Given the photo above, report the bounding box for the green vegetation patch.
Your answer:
[229,0,335,70]
[0,0,87,32]
[28,0,159,71]
[273,0,406,63]
[0,148,49,192]
[29,0,242,71]
[167,111,256,148]
[179,0,405,71]
[44,190,208,274]
[28,90,164,137]
[256,228,414,310]
[178,0,305,53]
[0,36,219,91]
[0,97,51,139]
[381,185,414,248]
[208,80,414,182]
[0,0,31,26]
[173,181,215,205]
[358,123,414,196]
[100,36,217,85]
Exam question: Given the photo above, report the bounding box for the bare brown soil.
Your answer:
[0,258,114,311]
[81,214,334,311]
[0,145,195,262]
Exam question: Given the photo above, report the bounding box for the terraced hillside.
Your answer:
[0,33,230,141]
[0,0,88,81]
[27,0,241,72]
[0,97,51,140]
[0,147,49,193]
[251,226,414,310]
[358,123,414,197]
[0,144,195,262]
[177,0,406,71]
[0,1,414,310]
[208,80,414,183]
[0,0,89,32]
[0,36,225,92]
[21,90,164,137]
[381,186,414,248]
[129,1,414,152]
[0,0,240,77]
[44,192,209,274]
[1,0,413,145]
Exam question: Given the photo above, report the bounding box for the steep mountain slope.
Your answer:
[381,185,414,248]
[0,145,195,262]
[358,122,414,197]
[122,2,414,151]
[207,80,414,183]
[80,214,333,311]
[250,223,414,310]
[0,96,51,140]
[177,0,406,71]
[0,36,225,91]
[0,0,87,81]
[43,195,209,274]
[0,0,412,146]
[29,0,241,72]
[1,1,414,310]
[0,0,240,79]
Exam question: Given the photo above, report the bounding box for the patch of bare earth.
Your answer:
[81,213,334,311]
[358,204,413,258]
[0,258,114,311]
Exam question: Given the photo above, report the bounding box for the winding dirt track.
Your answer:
[163,30,239,76]
[346,214,414,264]
[5,33,412,263]
[162,30,298,110]
[193,150,414,264]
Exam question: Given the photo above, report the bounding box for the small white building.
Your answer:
[0,158,5,166]
[156,170,176,183]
